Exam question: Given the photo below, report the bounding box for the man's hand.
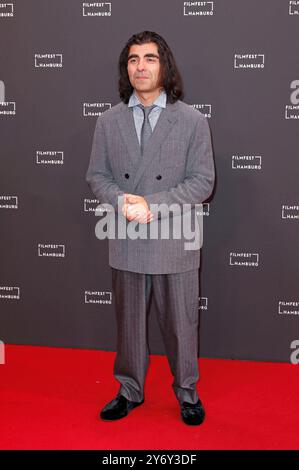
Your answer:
[122,193,154,224]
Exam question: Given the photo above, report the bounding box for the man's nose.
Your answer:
[137,60,146,71]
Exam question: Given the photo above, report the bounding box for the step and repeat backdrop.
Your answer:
[0,0,298,363]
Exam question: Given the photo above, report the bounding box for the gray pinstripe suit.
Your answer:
[86,94,215,404]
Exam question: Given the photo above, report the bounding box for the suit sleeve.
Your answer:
[85,116,125,213]
[143,114,215,220]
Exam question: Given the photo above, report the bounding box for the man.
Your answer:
[86,31,215,425]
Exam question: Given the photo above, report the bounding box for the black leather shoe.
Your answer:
[100,394,144,421]
[180,398,206,426]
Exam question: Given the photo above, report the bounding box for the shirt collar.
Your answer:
[128,89,167,109]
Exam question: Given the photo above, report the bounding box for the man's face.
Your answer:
[127,42,162,94]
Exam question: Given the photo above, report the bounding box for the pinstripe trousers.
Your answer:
[111,267,200,405]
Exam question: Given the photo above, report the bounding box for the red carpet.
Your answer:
[0,344,298,450]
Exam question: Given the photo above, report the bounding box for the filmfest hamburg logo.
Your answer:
[234,54,265,69]
[0,3,13,16]
[84,198,112,213]
[84,198,100,212]
[197,202,210,216]
[0,195,18,209]
[0,80,16,115]
[229,252,259,267]
[82,2,111,16]
[36,151,64,165]
[183,1,214,16]
[289,1,299,15]
[281,204,299,219]
[232,155,262,170]
[83,102,111,117]
[38,244,65,258]
[285,80,299,119]
[192,104,212,119]
[199,297,208,311]
[0,286,20,300]
[34,54,63,68]
[85,291,112,304]
[279,301,299,315]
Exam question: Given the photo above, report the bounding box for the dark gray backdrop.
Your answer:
[1,0,298,362]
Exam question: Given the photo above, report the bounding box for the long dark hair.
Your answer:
[118,31,184,104]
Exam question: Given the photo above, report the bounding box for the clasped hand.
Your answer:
[122,194,154,224]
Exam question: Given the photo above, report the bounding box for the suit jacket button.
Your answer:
[125,173,130,179]
[156,175,162,180]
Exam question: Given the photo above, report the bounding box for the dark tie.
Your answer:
[137,103,156,155]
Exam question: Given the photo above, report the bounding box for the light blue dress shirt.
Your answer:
[128,89,167,145]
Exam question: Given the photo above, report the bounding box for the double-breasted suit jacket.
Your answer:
[86,98,215,274]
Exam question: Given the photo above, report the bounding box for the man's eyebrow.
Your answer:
[128,53,159,60]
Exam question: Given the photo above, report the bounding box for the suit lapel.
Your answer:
[116,103,142,168]
[116,100,179,191]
